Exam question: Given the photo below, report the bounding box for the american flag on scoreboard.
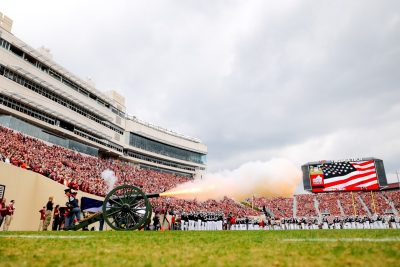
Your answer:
[321,160,379,191]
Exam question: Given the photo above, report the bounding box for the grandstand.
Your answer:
[249,188,400,218]
[0,16,207,179]
[2,120,400,230]
[0,124,256,211]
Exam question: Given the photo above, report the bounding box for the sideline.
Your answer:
[282,238,400,242]
[0,234,91,239]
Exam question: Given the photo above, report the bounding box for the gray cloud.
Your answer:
[1,1,399,182]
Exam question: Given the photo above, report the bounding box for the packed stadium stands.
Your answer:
[250,190,399,220]
[0,125,257,217]
[315,193,342,216]
[1,125,400,225]
[295,194,318,218]
[383,191,400,211]
[0,125,190,195]
[151,197,258,218]
[358,191,391,215]
[251,196,293,218]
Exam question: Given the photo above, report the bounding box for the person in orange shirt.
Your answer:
[20,161,29,169]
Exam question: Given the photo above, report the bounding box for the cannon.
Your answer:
[72,185,160,231]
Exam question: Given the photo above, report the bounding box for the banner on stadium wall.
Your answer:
[309,160,379,192]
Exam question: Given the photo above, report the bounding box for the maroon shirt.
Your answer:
[39,208,46,220]
[6,204,14,215]
[0,202,7,217]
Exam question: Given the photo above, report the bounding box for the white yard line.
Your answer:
[0,235,91,239]
[282,238,400,242]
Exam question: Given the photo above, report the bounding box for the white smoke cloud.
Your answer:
[101,169,117,192]
[164,158,301,201]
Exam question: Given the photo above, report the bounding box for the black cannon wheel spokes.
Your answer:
[102,185,151,231]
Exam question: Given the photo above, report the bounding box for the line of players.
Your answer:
[321,215,400,230]
[175,214,400,231]
[246,216,400,230]
[179,212,224,231]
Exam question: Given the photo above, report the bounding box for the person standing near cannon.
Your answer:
[3,200,15,231]
[0,198,7,228]
[43,196,54,231]
[64,189,81,230]
[52,205,61,231]
[153,211,160,231]
[38,206,46,231]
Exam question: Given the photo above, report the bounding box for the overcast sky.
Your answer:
[1,1,399,181]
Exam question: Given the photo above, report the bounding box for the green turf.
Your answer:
[0,230,399,267]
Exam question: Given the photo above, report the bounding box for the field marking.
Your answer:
[0,235,91,239]
[282,238,400,242]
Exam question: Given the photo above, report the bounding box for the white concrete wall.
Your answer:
[0,162,104,231]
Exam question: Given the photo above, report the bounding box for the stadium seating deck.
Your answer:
[0,125,257,217]
[1,125,399,220]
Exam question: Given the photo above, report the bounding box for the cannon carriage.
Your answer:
[73,185,160,231]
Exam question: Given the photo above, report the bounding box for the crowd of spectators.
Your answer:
[0,126,258,217]
[337,192,368,216]
[150,197,259,218]
[1,125,400,221]
[249,190,400,219]
[250,196,293,218]
[358,191,391,215]
[383,191,400,211]
[316,193,342,216]
[0,126,189,195]
[295,194,318,217]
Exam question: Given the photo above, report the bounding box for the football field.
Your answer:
[0,229,399,267]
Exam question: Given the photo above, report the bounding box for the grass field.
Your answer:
[0,229,399,267]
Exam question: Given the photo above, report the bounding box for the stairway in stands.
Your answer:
[313,196,322,220]
[381,194,399,216]
[357,195,372,217]
[337,199,345,216]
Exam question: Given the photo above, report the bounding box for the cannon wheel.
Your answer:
[102,185,152,231]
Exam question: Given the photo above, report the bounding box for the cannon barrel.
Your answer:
[145,193,160,199]
[110,192,160,201]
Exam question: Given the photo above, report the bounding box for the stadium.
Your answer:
[0,9,399,267]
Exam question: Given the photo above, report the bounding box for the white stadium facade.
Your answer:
[0,13,207,179]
